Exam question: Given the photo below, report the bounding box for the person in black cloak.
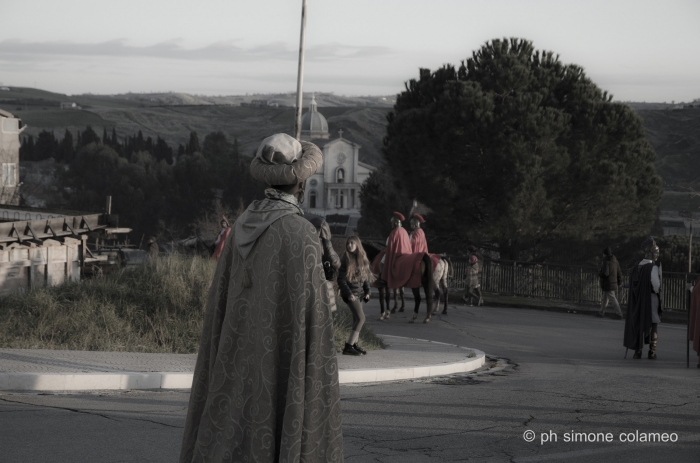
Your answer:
[179,133,343,463]
[624,237,662,360]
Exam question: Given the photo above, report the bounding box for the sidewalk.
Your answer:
[0,335,485,392]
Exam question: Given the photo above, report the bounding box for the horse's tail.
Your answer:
[423,253,435,290]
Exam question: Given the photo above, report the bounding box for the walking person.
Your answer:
[179,134,343,463]
[337,235,375,356]
[598,247,623,320]
[463,254,483,306]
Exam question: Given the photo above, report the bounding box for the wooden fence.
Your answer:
[448,257,696,312]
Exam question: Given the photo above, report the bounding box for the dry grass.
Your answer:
[0,254,384,354]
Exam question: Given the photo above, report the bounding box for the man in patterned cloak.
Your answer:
[624,237,663,360]
[179,133,343,463]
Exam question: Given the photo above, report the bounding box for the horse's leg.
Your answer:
[399,287,405,312]
[391,289,397,313]
[442,277,449,314]
[384,287,391,319]
[409,287,421,323]
[378,287,386,320]
[422,256,435,323]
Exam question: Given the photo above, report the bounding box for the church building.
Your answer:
[300,95,376,235]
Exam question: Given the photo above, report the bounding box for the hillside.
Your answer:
[3,86,700,184]
[1,87,391,167]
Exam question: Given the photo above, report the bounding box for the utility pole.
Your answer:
[690,222,693,273]
[293,0,308,140]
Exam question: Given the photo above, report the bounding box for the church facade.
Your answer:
[300,96,376,234]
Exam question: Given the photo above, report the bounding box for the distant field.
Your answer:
[659,191,700,212]
[12,109,111,132]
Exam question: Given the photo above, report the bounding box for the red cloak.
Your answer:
[410,229,428,254]
[378,227,422,289]
[689,276,700,359]
[211,227,231,260]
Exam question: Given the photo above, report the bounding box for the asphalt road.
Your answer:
[1,300,698,463]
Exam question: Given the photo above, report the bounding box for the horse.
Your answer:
[364,240,436,323]
[410,256,451,316]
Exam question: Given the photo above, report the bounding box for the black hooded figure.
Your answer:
[624,238,662,359]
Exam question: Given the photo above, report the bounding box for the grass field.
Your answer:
[0,254,382,354]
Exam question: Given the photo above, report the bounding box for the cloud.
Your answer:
[0,39,397,63]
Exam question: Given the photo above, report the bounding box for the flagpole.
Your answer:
[294,0,308,140]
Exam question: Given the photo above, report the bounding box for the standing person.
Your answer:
[179,134,343,463]
[624,238,663,360]
[598,247,623,319]
[689,275,700,368]
[463,254,483,306]
[337,235,374,356]
[210,217,231,260]
[144,236,159,259]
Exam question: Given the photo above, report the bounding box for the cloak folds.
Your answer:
[179,209,343,462]
[410,229,428,254]
[381,227,424,289]
[624,263,657,352]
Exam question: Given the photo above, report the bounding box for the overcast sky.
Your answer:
[1,0,699,102]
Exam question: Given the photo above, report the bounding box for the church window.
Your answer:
[336,168,345,183]
[309,190,317,209]
[2,163,17,186]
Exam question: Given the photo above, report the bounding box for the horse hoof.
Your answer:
[441,310,448,315]
[423,318,430,324]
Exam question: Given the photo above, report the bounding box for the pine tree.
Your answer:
[382,38,662,260]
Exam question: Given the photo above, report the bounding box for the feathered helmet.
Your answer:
[412,213,425,223]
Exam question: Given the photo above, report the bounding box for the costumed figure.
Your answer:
[463,254,482,306]
[597,247,623,319]
[179,134,343,463]
[337,235,374,356]
[408,213,450,315]
[689,276,700,368]
[303,212,341,313]
[372,212,435,323]
[624,237,663,360]
[210,217,231,260]
[144,236,159,260]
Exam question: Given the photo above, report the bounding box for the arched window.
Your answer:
[309,190,317,209]
[336,168,345,183]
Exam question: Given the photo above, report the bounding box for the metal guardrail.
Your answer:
[447,257,697,312]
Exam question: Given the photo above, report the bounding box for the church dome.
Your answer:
[301,95,329,139]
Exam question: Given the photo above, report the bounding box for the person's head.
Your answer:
[390,211,405,229]
[641,237,660,262]
[603,247,612,257]
[410,213,425,231]
[250,133,323,203]
[220,218,229,229]
[343,235,375,284]
[469,254,478,264]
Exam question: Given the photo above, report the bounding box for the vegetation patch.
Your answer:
[0,255,384,353]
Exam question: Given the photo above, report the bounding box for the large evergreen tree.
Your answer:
[383,38,663,260]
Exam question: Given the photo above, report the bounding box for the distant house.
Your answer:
[0,87,10,92]
[60,102,80,110]
[662,219,688,237]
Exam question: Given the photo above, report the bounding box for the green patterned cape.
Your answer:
[179,198,343,463]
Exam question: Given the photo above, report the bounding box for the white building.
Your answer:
[300,96,376,234]
[0,108,25,206]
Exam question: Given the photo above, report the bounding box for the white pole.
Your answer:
[294,0,308,140]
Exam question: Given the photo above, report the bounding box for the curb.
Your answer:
[0,336,485,392]
[338,335,485,384]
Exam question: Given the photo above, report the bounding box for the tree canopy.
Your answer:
[382,38,663,260]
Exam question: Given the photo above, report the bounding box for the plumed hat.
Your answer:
[392,211,405,221]
[641,237,658,251]
[249,134,323,186]
[412,213,425,223]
